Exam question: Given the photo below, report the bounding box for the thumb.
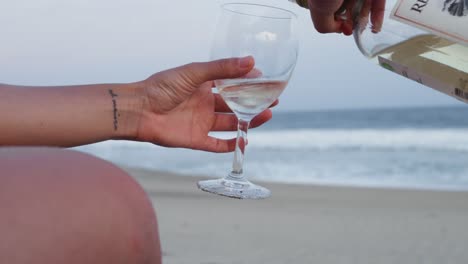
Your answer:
[182,56,255,85]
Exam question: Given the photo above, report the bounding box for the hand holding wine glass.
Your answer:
[197,3,299,199]
[136,57,277,152]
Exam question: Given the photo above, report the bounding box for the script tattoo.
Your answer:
[109,89,119,131]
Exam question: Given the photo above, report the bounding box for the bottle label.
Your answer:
[378,56,468,103]
[390,0,468,45]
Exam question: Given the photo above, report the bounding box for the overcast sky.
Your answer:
[0,0,463,111]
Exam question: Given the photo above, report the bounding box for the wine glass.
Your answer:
[197,3,298,199]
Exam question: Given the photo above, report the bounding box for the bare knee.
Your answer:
[0,147,161,264]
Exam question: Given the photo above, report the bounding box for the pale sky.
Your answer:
[0,0,463,111]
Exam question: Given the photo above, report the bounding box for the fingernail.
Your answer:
[239,56,253,68]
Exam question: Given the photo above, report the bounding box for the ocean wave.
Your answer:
[244,128,468,152]
[75,128,468,190]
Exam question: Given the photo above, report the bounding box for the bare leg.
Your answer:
[0,147,161,264]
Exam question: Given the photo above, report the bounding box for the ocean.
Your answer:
[76,106,468,190]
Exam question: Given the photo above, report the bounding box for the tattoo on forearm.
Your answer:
[108,89,118,131]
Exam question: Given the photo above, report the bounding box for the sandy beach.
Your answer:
[125,168,468,264]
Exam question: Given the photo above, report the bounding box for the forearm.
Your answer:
[0,82,145,147]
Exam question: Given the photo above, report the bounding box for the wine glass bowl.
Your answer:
[197,3,298,199]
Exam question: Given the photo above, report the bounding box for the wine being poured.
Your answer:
[290,0,468,103]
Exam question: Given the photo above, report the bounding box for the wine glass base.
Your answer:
[197,178,271,199]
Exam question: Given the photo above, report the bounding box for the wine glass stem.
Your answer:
[229,118,250,181]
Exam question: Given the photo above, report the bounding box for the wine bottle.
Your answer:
[290,0,468,103]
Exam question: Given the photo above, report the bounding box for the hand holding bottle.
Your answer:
[294,0,468,104]
[297,0,386,35]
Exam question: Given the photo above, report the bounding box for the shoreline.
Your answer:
[125,167,468,264]
[124,166,468,194]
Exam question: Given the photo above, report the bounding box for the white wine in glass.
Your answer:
[218,80,288,119]
[197,3,298,199]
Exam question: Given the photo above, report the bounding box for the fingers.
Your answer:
[214,94,232,113]
[211,109,273,131]
[339,0,383,35]
[244,68,263,79]
[199,109,273,152]
[197,137,237,153]
[340,0,357,35]
[270,99,279,108]
[308,0,346,33]
[250,109,273,129]
[183,56,255,86]
[212,113,239,131]
[371,0,386,33]
[198,109,273,153]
